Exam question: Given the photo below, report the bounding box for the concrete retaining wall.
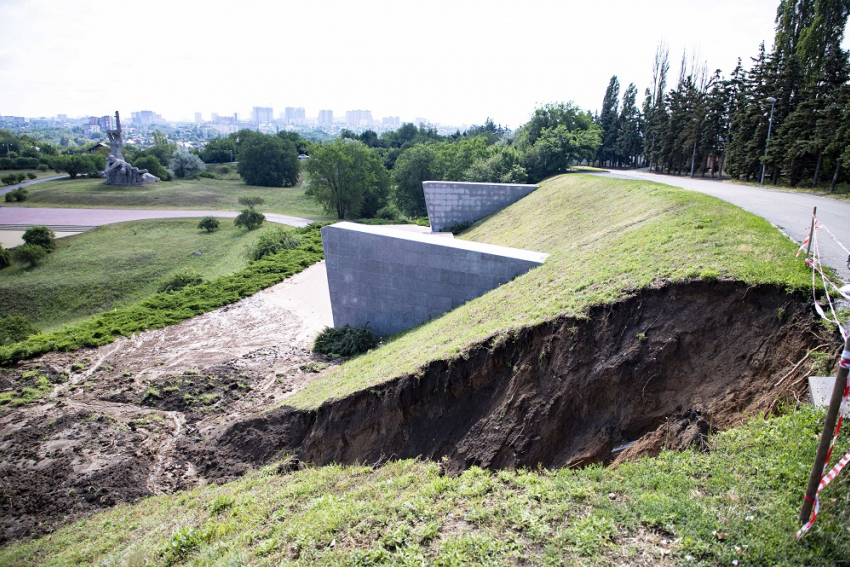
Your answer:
[423,181,539,232]
[322,222,548,336]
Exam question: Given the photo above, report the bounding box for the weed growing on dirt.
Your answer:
[1,405,846,565]
[288,174,814,409]
[0,370,55,407]
[0,224,326,365]
[312,325,379,357]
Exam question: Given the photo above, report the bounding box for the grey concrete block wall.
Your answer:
[322,222,548,337]
[423,181,539,232]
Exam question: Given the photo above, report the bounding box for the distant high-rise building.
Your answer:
[211,112,219,122]
[284,107,306,124]
[252,107,274,123]
[195,112,203,124]
[382,116,400,127]
[131,110,164,126]
[318,109,333,125]
[346,110,373,127]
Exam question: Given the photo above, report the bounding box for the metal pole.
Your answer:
[805,207,817,258]
[800,337,850,524]
[760,97,777,185]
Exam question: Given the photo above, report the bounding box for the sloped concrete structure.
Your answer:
[322,222,548,336]
[423,181,539,232]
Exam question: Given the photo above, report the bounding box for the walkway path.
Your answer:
[0,174,68,197]
[592,169,850,282]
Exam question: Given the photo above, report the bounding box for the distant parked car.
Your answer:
[298,154,310,160]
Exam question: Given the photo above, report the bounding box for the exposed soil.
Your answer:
[0,279,834,546]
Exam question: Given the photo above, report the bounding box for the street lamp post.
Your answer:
[760,97,777,185]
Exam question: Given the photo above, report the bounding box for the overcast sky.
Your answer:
[1,0,845,128]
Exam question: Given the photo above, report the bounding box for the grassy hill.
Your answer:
[0,219,261,332]
[1,174,846,565]
[1,169,331,219]
[287,174,812,409]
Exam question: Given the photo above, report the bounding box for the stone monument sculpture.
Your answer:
[102,111,160,185]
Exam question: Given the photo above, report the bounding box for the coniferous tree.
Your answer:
[595,76,620,167]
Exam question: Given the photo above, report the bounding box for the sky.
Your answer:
[0,0,845,129]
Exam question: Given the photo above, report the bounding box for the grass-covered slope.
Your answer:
[2,406,847,566]
[0,224,325,365]
[0,219,259,331]
[288,174,812,409]
[2,175,331,218]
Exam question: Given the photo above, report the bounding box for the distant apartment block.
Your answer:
[318,109,334,125]
[56,114,68,121]
[131,110,164,126]
[194,112,203,123]
[93,115,114,130]
[284,107,306,124]
[346,110,373,127]
[382,116,400,126]
[252,106,274,123]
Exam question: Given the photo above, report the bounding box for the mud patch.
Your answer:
[187,281,831,479]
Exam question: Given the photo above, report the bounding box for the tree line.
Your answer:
[593,0,850,191]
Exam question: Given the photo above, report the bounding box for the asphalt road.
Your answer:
[592,169,850,282]
[0,174,68,196]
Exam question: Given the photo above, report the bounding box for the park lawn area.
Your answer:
[2,174,333,219]
[0,218,261,332]
[1,404,847,565]
[286,173,813,410]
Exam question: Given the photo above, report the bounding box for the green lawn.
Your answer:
[2,170,333,219]
[1,405,846,566]
[0,219,261,332]
[286,174,813,410]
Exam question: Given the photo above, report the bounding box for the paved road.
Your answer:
[592,169,850,282]
[0,174,68,197]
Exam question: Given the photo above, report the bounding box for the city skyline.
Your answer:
[2,0,849,129]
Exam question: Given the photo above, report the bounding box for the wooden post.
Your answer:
[800,336,850,524]
[805,207,817,258]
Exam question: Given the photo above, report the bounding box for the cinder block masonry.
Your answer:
[321,222,548,336]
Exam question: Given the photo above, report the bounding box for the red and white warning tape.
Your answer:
[795,214,850,538]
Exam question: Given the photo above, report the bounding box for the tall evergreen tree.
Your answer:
[595,76,620,167]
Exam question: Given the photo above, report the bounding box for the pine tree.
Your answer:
[595,76,620,167]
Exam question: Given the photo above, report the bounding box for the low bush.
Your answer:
[440,220,474,235]
[4,188,27,202]
[237,195,265,209]
[13,244,47,267]
[248,227,302,260]
[376,204,403,220]
[36,164,49,172]
[0,158,12,169]
[198,171,215,179]
[197,216,220,233]
[234,209,265,230]
[158,269,204,293]
[2,173,25,185]
[313,324,380,357]
[22,226,56,252]
[0,244,10,269]
[26,172,36,180]
[0,315,40,346]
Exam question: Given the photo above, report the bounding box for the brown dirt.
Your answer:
[0,279,833,546]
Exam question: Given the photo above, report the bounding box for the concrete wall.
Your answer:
[423,181,539,232]
[322,222,548,336]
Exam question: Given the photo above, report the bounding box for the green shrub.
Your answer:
[313,324,380,357]
[158,269,204,293]
[13,244,47,267]
[0,244,10,269]
[26,172,36,180]
[2,173,24,185]
[0,315,40,346]
[133,155,168,181]
[249,227,302,260]
[237,195,265,209]
[234,209,265,230]
[440,220,474,235]
[36,164,49,172]
[4,187,27,202]
[0,158,12,169]
[22,225,56,252]
[197,216,220,233]
[198,171,215,179]
[376,204,403,220]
